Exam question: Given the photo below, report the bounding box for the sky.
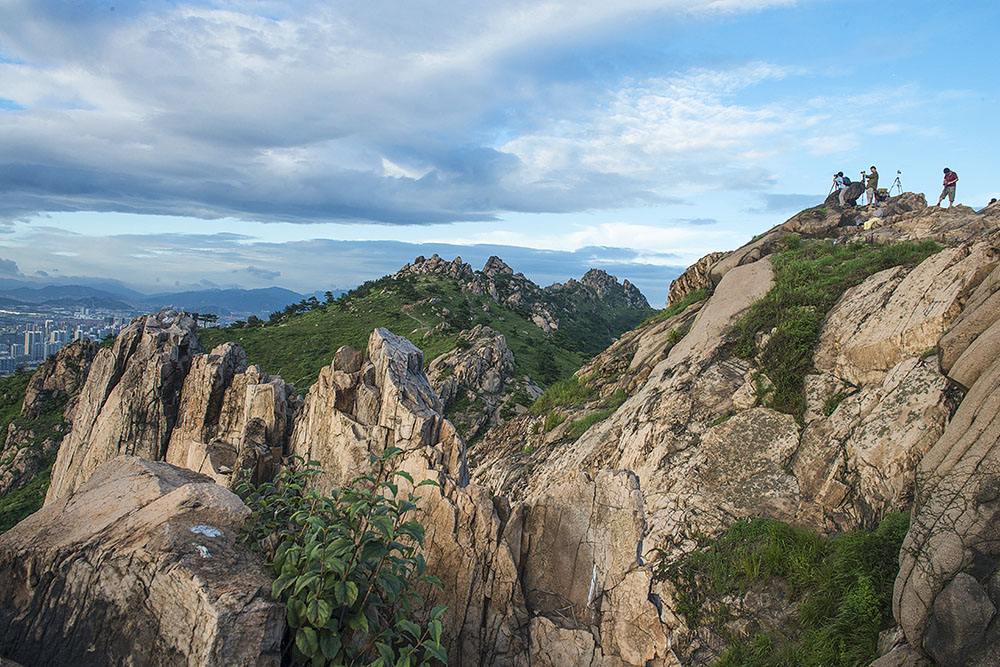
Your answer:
[1,0,997,304]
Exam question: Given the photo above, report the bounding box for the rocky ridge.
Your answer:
[3,193,1000,665]
[397,253,650,337]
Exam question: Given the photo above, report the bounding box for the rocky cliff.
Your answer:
[3,193,1000,666]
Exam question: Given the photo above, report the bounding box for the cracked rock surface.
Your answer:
[0,456,283,666]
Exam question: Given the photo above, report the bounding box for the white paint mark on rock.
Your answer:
[190,524,222,538]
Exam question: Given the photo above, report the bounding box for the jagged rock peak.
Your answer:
[579,268,649,308]
[289,327,467,490]
[44,309,201,504]
[482,255,515,276]
[397,254,475,281]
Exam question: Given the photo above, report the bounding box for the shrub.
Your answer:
[653,513,910,667]
[236,450,448,666]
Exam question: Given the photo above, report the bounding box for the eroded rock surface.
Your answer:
[814,243,997,385]
[290,328,466,490]
[165,342,297,486]
[427,325,536,440]
[45,310,200,504]
[0,456,283,666]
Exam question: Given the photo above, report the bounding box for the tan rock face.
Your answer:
[290,328,466,490]
[165,343,297,486]
[889,249,1000,666]
[0,456,283,667]
[891,352,1000,666]
[45,310,200,504]
[408,465,531,665]
[667,250,728,306]
[518,470,671,666]
[794,357,951,530]
[814,243,998,385]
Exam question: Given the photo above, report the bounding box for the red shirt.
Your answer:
[944,171,959,186]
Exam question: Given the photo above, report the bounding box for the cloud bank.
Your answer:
[0,0,808,225]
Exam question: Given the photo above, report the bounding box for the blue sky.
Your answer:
[1,0,997,303]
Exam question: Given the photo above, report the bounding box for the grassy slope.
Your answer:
[655,514,909,667]
[730,237,941,418]
[0,371,30,439]
[0,371,70,531]
[200,274,587,389]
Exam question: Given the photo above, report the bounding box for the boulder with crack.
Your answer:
[0,456,283,666]
[814,243,997,385]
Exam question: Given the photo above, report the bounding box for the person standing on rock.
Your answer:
[865,166,879,205]
[937,168,959,207]
[831,172,849,206]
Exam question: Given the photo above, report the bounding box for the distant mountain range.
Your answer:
[0,279,325,318]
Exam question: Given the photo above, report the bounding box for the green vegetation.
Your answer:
[201,274,585,388]
[0,370,30,440]
[563,389,627,440]
[730,237,941,417]
[822,391,852,417]
[529,375,595,415]
[653,513,910,667]
[642,288,709,326]
[237,450,447,666]
[545,284,654,356]
[0,371,71,532]
[0,466,51,532]
[542,412,567,431]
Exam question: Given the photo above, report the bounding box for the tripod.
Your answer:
[889,171,903,196]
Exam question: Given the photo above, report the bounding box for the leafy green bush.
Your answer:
[653,513,910,667]
[237,450,448,666]
[729,237,940,418]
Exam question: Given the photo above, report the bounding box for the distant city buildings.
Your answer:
[0,311,133,377]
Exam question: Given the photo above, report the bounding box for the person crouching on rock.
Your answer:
[937,168,959,207]
[865,166,879,206]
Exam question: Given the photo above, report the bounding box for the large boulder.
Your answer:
[814,243,997,385]
[0,456,283,666]
[892,353,1000,666]
[45,310,200,504]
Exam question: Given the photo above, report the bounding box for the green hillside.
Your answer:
[199,272,596,389]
